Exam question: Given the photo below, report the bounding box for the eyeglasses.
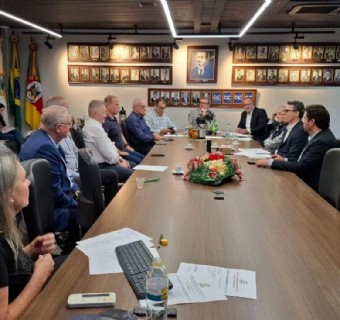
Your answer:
[244,103,253,106]
[58,122,72,126]
[282,109,297,113]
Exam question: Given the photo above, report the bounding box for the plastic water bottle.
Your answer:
[226,123,231,137]
[211,118,218,136]
[119,106,126,122]
[146,257,168,317]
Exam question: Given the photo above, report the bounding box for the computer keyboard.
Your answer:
[115,240,172,299]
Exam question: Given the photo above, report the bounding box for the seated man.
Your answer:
[273,101,308,161]
[125,98,163,155]
[145,97,177,135]
[82,100,133,183]
[0,103,25,152]
[45,96,119,206]
[103,95,144,165]
[236,97,268,145]
[19,106,78,241]
[187,97,215,128]
[256,104,337,191]
[264,106,287,153]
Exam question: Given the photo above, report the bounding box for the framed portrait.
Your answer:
[181,91,190,105]
[201,91,211,103]
[334,69,340,83]
[68,45,79,61]
[69,66,79,82]
[246,69,256,82]
[130,46,140,59]
[187,46,218,83]
[300,69,311,82]
[313,46,324,60]
[151,46,161,59]
[150,68,160,82]
[160,68,170,82]
[290,46,301,60]
[90,67,99,81]
[222,92,232,104]
[100,46,109,61]
[246,46,256,59]
[79,45,89,61]
[161,47,171,60]
[233,92,243,105]
[256,69,267,82]
[336,46,340,60]
[80,67,90,81]
[120,69,130,82]
[323,69,334,83]
[234,68,245,82]
[140,68,150,81]
[90,46,100,60]
[140,46,151,59]
[280,45,290,60]
[100,67,110,82]
[267,68,277,82]
[110,68,120,82]
[257,46,268,59]
[171,91,180,105]
[234,46,246,61]
[211,91,222,105]
[278,68,289,83]
[161,91,170,103]
[191,91,201,105]
[289,69,299,83]
[324,46,335,60]
[311,68,322,82]
[130,68,140,81]
[302,46,313,60]
[268,46,279,60]
[150,90,160,103]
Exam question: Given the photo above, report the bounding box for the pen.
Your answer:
[144,178,160,183]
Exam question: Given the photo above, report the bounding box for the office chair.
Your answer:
[318,148,340,210]
[21,159,55,242]
[336,138,340,148]
[70,127,85,149]
[77,148,105,229]
[120,120,131,145]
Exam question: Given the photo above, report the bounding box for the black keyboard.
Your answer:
[115,240,155,299]
[116,240,173,299]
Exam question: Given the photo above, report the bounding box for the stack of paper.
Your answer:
[235,148,271,159]
[77,228,157,275]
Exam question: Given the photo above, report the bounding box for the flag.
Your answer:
[8,34,21,130]
[25,42,43,130]
[0,37,7,109]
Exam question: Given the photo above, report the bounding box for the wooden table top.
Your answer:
[22,137,340,320]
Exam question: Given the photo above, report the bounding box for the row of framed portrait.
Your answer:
[232,66,340,86]
[68,65,172,84]
[67,43,173,63]
[148,88,257,108]
[233,43,340,64]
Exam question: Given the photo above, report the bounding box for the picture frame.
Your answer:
[187,46,218,83]
[148,89,257,108]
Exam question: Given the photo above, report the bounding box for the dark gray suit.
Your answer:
[272,129,337,191]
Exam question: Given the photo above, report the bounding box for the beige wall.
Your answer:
[2,29,340,137]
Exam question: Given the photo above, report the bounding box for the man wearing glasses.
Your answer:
[187,97,215,128]
[271,101,308,160]
[236,97,268,145]
[256,105,337,191]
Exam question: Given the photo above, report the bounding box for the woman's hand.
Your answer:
[28,233,56,257]
[33,254,55,282]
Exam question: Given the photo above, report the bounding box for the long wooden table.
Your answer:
[22,137,340,319]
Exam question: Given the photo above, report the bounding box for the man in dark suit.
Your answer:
[273,101,308,161]
[20,106,79,248]
[236,97,268,144]
[256,104,337,191]
[190,51,214,80]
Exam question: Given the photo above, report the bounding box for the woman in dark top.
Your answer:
[0,146,55,319]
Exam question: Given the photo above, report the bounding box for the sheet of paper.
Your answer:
[225,269,257,299]
[165,134,184,137]
[134,165,168,172]
[236,148,271,159]
[205,135,223,139]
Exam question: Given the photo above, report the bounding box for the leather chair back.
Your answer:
[77,148,105,228]
[120,120,131,145]
[70,127,85,149]
[318,148,340,210]
[21,159,55,241]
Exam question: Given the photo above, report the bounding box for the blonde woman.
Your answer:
[0,146,55,319]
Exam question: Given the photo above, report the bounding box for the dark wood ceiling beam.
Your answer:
[210,0,226,31]
[194,0,203,32]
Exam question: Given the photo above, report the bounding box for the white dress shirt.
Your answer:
[82,117,120,164]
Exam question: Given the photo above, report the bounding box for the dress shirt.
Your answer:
[144,110,176,134]
[125,112,154,144]
[60,133,79,177]
[245,111,252,133]
[282,121,298,143]
[82,117,120,164]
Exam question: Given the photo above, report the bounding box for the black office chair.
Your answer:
[77,148,105,229]
[318,148,340,210]
[336,138,340,148]
[70,127,85,149]
[120,120,131,145]
[21,159,55,242]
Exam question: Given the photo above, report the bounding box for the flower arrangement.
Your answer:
[183,152,243,185]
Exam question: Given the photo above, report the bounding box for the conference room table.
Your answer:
[22,136,340,320]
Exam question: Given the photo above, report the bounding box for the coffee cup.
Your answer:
[135,177,145,189]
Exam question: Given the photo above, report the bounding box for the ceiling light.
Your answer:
[173,41,179,50]
[0,10,62,38]
[160,0,272,39]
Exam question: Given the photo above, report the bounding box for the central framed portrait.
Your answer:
[187,46,218,83]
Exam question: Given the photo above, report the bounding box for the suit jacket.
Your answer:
[276,121,308,161]
[19,129,77,231]
[237,107,268,144]
[190,61,214,79]
[272,129,337,191]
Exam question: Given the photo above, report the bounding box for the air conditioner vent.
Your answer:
[288,4,340,15]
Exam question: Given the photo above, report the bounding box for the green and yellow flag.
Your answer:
[9,34,21,130]
[25,42,43,130]
[0,37,7,109]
